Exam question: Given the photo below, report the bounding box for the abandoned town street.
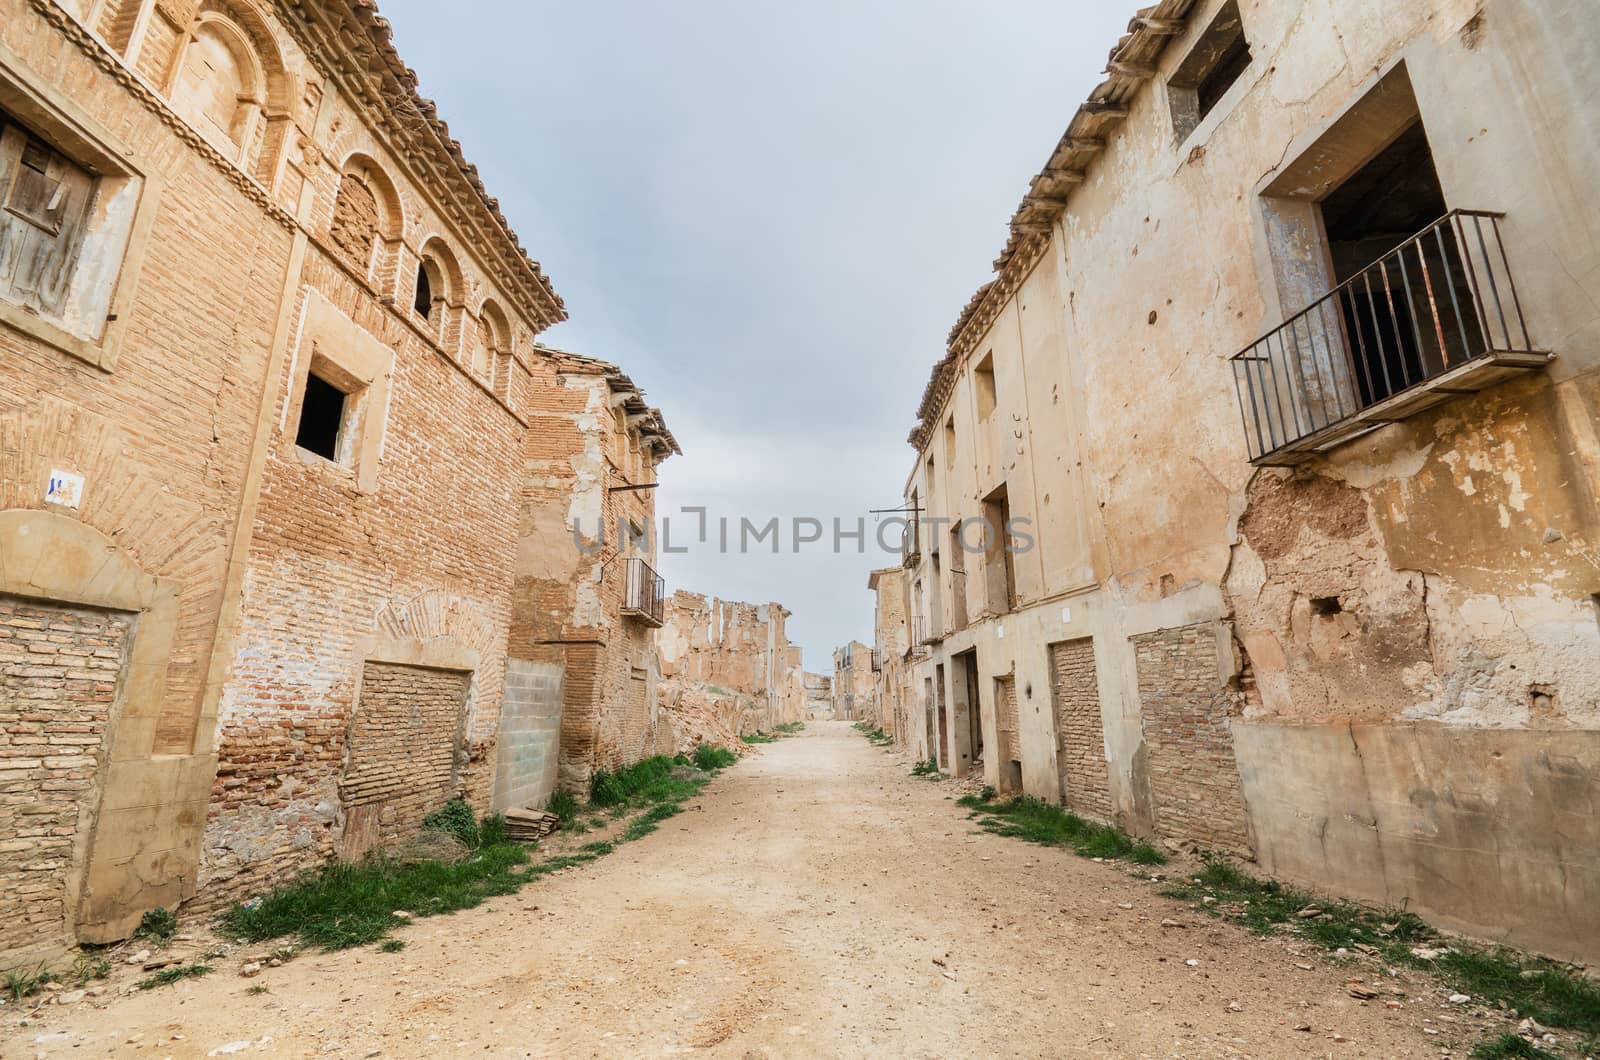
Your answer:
[20,722,1486,1059]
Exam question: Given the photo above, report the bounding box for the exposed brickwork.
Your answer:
[0,597,131,954]
[339,663,469,859]
[1134,623,1250,853]
[996,674,1019,760]
[1048,638,1112,823]
[329,172,379,277]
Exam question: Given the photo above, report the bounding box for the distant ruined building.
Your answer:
[0,0,801,963]
[875,0,1600,964]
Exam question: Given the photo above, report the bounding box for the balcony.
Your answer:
[1231,210,1550,466]
[622,556,665,627]
[909,616,930,657]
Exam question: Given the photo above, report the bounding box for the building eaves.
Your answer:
[908,1,1199,450]
[288,1,568,334]
[535,343,683,459]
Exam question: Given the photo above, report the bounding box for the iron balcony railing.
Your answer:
[622,556,665,626]
[1231,210,1549,465]
[871,648,882,673]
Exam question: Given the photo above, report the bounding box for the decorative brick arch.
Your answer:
[331,153,405,290]
[165,0,294,184]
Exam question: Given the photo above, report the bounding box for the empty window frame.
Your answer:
[974,353,997,421]
[294,369,350,462]
[1169,1,1252,142]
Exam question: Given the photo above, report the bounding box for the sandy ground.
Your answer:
[10,720,1502,1058]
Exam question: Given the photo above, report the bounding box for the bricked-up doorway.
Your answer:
[1132,623,1250,853]
[934,663,949,770]
[923,677,937,765]
[1048,638,1113,823]
[995,674,1022,794]
[0,595,134,955]
[340,661,471,860]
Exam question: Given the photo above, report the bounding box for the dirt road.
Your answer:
[17,721,1485,1057]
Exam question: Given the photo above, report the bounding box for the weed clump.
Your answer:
[963,796,1167,865]
[774,722,805,734]
[134,906,178,944]
[546,789,580,824]
[911,759,940,777]
[692,744,737,772]
[741,732,778,744]
[3,964,56,1001]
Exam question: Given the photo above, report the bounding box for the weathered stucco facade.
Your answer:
[893,0,1600,962]
[654,590,807,749]
[504,345,677,800]
[0,0,677,961]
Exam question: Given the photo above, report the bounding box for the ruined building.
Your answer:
[506,346,677,801]
[655,591,807,747]
[890,0,1599,963]
[0,0,674,961]
[831,640,875,722]
[867,566,911,739]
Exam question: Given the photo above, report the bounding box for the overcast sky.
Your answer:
[381,0,1132,671]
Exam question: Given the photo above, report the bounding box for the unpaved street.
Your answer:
[21,722,1482,1057]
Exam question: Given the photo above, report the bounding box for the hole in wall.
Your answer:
[1310,596,1343,617]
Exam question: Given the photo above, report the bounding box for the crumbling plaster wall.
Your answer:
[906,0,1600,955]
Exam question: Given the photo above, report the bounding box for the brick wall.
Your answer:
[493,660,563,812]
[1048,638,1113,823]
[0,596,131,953]
[339,662,469,859]
[1133,623,1250,853]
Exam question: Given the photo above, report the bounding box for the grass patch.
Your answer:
[70,954,111,985]
[379,939,405,953]
[774,722,805,735]
[1164,855,1600,1045]
[963,796,1167,865]
[246,984,270,995]
[222,841,529,951]
[1471,1034,1560,1059]
[692,744,737,771]
[741,732,778,744]
[911,759,940,777]
[852,721,893,747]
[136,964,212,990]
[224,756,733,955]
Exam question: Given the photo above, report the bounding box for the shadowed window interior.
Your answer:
[413,261,432,318]
[296,371,346,461]
[1169,1,1251,141]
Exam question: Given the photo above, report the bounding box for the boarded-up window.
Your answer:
[0,115,98,321]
